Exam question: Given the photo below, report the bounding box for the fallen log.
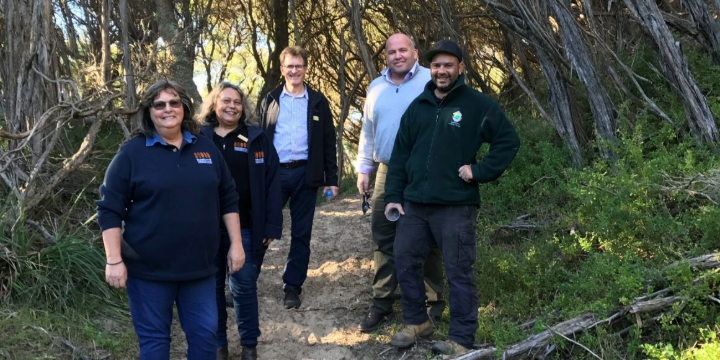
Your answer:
[666,253,720,271]
[451,253,720,359]
[455,313,597,359]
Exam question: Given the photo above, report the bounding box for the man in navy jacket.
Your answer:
[258,46,339,309]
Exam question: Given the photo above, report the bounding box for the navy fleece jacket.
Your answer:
[200,124,283,254]
[97,132,239,281]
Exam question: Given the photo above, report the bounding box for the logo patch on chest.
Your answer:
[254,151,265,164]
[448,111,463,127]
[234,141,248,152]
[194,152,213,164]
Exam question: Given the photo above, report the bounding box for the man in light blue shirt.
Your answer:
[258,46,338,310]
[274,86,309,162]
[355,34,445,332]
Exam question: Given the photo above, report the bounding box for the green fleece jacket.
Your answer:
[384,74,520,206]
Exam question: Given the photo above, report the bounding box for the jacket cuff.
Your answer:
[265,224,282,240]
[98,216,122,231]
[472,165,492,183]
[384,195,403,204]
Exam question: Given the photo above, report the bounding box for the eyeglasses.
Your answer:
[362,193,371,215]
[283,65,307,70]
[152,100,183,110]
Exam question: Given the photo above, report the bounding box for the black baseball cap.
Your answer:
[424,40,463,63]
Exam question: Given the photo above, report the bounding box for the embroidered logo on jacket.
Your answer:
[449,111,463,127]
[234,142,248,152]
[254,151,265,164]
[194,152,213,164]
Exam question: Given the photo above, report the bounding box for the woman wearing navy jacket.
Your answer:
[97,80,245,359]
[196,82,282,360]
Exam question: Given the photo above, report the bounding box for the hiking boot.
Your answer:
[284,289,301,309]
[431,340,471,356]
[216,347,228,360]
[240,346,258,360]
[389,320,434,348]
[358,310,394,333]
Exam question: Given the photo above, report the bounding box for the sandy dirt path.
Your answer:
[171,197,439,359]
[252,197,374,359]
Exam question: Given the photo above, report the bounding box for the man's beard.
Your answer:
[433,77,458,94]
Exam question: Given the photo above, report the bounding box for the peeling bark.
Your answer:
[346,0,377,80]
[624,0,719,145]
[682,0,720,65]
[119,0,136,110]
[535,47,583,168]
[155,0,202,105]
[551,0,617,159]
[0,0,58,183]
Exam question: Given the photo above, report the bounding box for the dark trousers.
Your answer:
[279,165,318,293]
[126,275,217,360]
[215,229,265,348]
[370,164,445,316]
[394,201,479,350]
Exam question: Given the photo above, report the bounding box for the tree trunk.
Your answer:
[155,0,202,105]
[0,0,57,171]
[59,0,78,54]
[501,29,535,97]
[289,0,302,45]
[551,0,617,159]
[100,0,111,84]
[535,46,583,168]
[347,0,378,80]
[256,0,289,108]
[624,0,719,145]
[119,0,136,110]
[682,0,720,65]
[0,0,69,214]
[484,0,582,165]
[337,30,347,182]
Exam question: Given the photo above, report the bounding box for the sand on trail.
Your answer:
[171,197,439,360]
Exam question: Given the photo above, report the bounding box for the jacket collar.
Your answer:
[418,73,467,103]
[200,123,263,143]
[146,130,196,146]
[269,82,320,105]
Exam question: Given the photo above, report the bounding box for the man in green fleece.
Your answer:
[384,40,520,356]
[355,33,445,333]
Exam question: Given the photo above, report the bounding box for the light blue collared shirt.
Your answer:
[383,61,420,85]
[273,86,309,163]
[146,130,197,147]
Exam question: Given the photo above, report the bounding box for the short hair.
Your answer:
[135,80,199,137]
[385,33,416,51]
[195,82,254,127]
[280,46,308,66]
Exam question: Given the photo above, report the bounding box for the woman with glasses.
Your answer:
[196,82,281,360]
[97,80,245,359]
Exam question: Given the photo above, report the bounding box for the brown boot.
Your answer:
[389,320,434,348]
[431,340,471,356]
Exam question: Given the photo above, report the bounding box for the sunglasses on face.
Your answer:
[152,100,183,110]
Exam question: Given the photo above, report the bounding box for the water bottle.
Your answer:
[325,189,333,200]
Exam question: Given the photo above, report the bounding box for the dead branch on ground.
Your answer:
[659,170,720,205]
[452,252,720,359]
